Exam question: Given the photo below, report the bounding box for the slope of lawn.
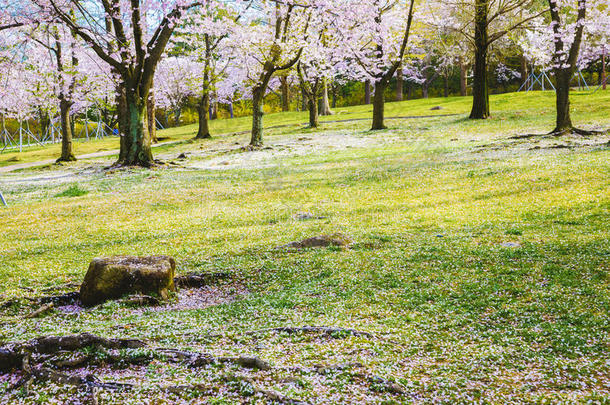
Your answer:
[1,90,608,169]
[0,90,609,403]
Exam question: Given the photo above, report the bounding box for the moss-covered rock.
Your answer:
[80,256,176,307]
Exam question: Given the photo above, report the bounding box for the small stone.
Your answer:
[430,106,443,110]
[80,256,176,307]
[177,153,188,160]
[500,242,521,248]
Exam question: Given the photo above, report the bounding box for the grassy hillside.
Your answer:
[1,90,608,168]
[0,90,609,403]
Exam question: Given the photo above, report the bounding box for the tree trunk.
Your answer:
[174,108,181,126]
[371,80,387,130]
[250,86,265,146]
[520,53,528,87]
[308,96,319,128]
[195,92,211,139]
[320,78,333,116]
[147,89,157,143]
[364,80,371,104]
[396,65,403,101]
[553,70,573,133]
[603,52,607,90]
[331,85,337,108]
[459,59,467,96]
[117,87,153,167]
[301,90,307,112]
[444,71,449,97]
[407,83,412,99]
[469,0,490,119]
[422,82,429,98]
[57,99,76,162]
[280,76,290,111]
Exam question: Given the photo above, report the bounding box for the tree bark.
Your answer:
[602,51,608,90]
[553,70,573,132]
[195,92,211,139]
[443,71,449,97]
[250,85,265,146]
[364,80,371,104]
[371,80,387,130]
[422,81,429,98]
[308,96,319,128]
[57,99,76,162]
[469,0,490,119]
[116,86,153,166]
[320,77,332,116]
[396,65,403,101]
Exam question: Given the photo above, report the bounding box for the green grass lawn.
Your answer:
[0,91,609,403]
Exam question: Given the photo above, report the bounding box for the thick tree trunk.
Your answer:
[552,70,573,133]
[195,92,211,139]
[280,77,290,111]
[250,86,265,146]
[469,0,490,119]
[320,78,332,116]
[364,80,371,104]
[308,96,319,128]
[396,65,403,101]
[116,87,153,167]
[147,89,157,143]
[459,59,467,96]
[57,99,76,162]
[371,80,387,130]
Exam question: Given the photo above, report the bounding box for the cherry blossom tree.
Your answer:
[26,0,205,166]
[341,0,416,130]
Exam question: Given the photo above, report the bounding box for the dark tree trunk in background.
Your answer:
[396,64,403,101]
[459,59,467,96]
[371,80,387,130]
[364,80,371,104]
[407,83,412,99]
[331,85,337,108]
[308,96,319,128]
[174,108,181,126]
[553,71,573,131]
[39,109,50,139]
[57,99,76,162]
[470,0,490,119]
[603,52,607,90]
[195,92,211,139]
[251,79,269,146]
[520,53,528,87]
[443,71,449,97]
[281,76,290,111]
[422,82,429,98]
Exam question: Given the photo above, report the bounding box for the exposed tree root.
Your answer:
[510,127,606,140]
[242,326,402,344]
[24,303,54,319]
